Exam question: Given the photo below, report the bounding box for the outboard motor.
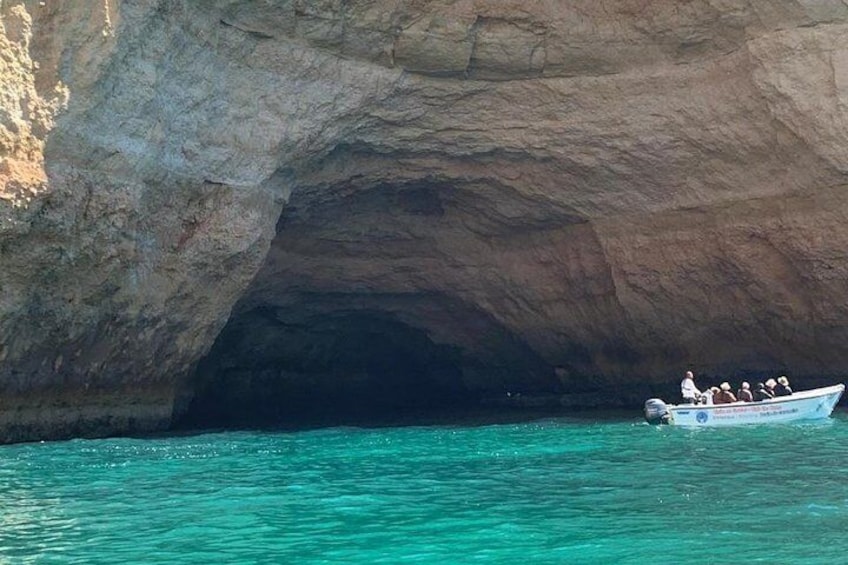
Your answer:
[644,398,671,425]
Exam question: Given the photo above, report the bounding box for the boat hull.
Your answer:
[664,384,844,426]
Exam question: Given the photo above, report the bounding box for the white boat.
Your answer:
[644,384,845,426]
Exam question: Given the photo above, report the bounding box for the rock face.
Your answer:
[3,1,848,439]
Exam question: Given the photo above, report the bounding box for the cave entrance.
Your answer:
[179,308,475,429]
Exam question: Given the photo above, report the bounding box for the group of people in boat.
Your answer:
[680,371,793,405]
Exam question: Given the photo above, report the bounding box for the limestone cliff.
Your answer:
[3,0,848,440]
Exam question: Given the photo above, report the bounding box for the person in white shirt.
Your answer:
[680,370,701,404]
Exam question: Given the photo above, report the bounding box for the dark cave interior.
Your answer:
[180,308,488,429]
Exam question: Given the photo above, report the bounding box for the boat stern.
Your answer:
[644,398,671,425]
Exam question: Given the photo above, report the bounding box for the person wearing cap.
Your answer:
[765,378,777,396]
[714,382,737,404]
[774,376,793,396]
[753,382,774,401]
[737,381,753,402]
[680,370,701,404]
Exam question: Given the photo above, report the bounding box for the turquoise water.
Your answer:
[2,412,848,564]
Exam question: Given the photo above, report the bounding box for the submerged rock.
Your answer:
[2,1,848,440]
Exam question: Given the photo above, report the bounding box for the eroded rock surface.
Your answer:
[3,1,848,439]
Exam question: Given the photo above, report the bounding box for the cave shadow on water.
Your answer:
[177,309,489,431]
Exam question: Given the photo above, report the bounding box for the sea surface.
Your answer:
[2,411,848,564]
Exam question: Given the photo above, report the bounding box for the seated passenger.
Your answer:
[737,381,753,402]
[774,375,793,396]
[700,386,715,405]
[713,382,737,404]
[765,378,778,397]
[753,382,774,401]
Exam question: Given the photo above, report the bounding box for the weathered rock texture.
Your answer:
[3,0,848,439]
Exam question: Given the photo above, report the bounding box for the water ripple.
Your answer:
[2,414,848,563]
